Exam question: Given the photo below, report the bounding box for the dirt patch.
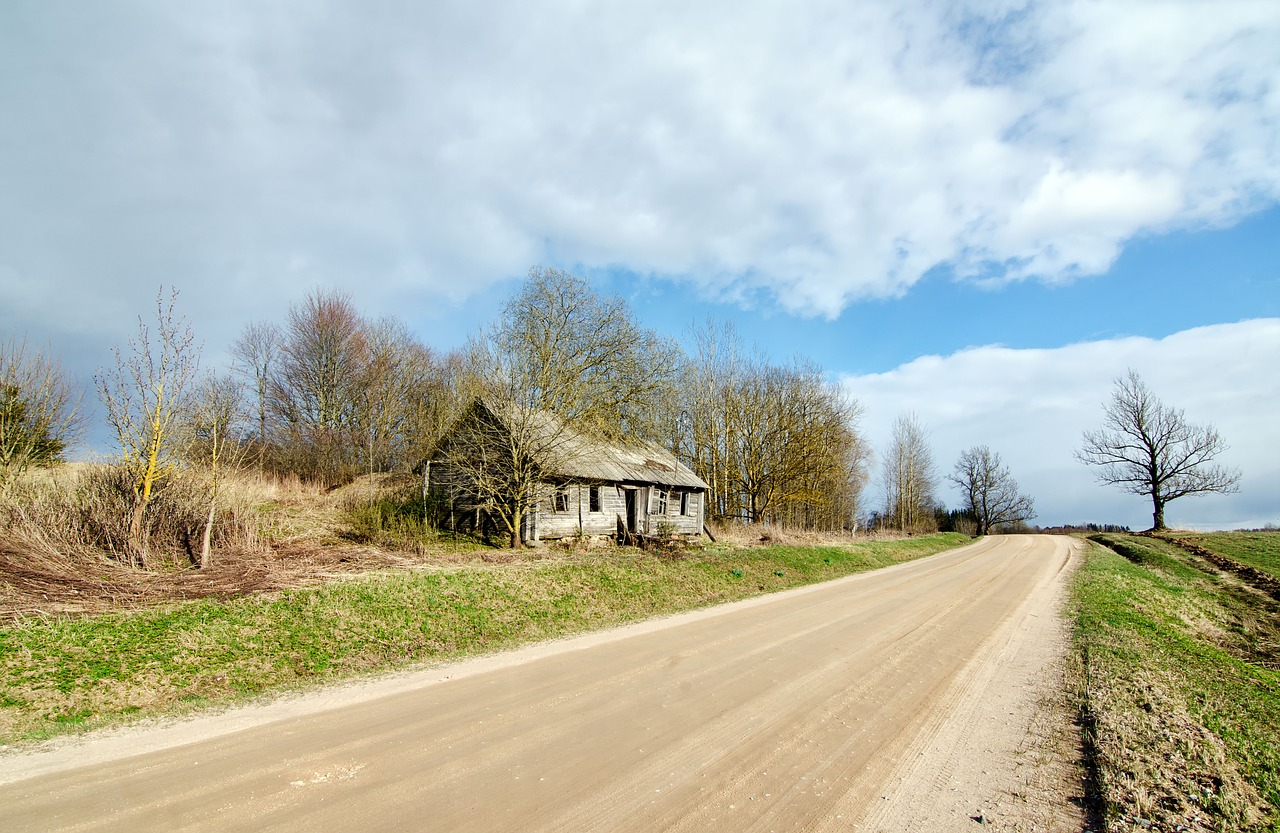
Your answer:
[0,539,425,620]
[0,522,913,621]
[1147,531,1280,602]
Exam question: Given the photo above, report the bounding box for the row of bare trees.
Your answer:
[231,291,455,484]
[679,321,869,529]
[436,269,874,545]
[874,412,1037,535]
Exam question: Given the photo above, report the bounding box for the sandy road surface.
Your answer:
[2,535,1083,832]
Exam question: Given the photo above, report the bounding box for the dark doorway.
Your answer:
[624,489,638,533]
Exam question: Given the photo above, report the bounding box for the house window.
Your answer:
[654,488,668,515]
[589,486,601,512]
[553,484,569,513]
[679,491,689,516]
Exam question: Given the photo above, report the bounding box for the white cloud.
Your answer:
[841,319,1280,530]
[1,0,1276,343]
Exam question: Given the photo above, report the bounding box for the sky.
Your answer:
[1,0,1277,530]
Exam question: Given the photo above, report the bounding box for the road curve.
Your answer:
[2,534,1081,832]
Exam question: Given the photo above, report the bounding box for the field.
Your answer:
[1073,532,1280,832]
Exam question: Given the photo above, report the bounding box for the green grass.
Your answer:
[0,533,967,746]
[1174,531,1280,581]
[1073,533,1280,832]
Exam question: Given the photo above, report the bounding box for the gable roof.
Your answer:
[436,399,709,491]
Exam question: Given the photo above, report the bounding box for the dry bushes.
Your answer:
[0,463,266,568]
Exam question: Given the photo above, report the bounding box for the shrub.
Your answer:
[340,484,436,551]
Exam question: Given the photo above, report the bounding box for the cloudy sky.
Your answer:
[2,1,1277,529]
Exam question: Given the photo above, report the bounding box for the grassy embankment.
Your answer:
[0,532,966,747]
[1173,532,1280,579]
[1072,532,1280,832]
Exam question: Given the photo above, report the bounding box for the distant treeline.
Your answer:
[1041,523,1133,534]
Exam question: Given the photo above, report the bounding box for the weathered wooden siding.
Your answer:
[533,482,705,539]
[533,483,626,539]
[640,486,703,536]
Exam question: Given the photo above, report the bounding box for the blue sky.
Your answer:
[2,1,1277,530]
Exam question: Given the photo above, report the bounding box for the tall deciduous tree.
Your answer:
[0,338,83,493]
[358,316,452,474]
[491,266,682,439]
[948,446,1035,536]
[881,412,937,532]
[268,289,368,482]
[229,320,280,473]
[256,290,449,483]
[441,267,681,547]
[1075,370,1240,530]
[97,288,200,566]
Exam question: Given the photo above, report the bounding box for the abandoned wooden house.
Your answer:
[425,399,709,544]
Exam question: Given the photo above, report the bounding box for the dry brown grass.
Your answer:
[0,464,360,619]
[0,463,266,567]
[1087,665,1263,832]
[705,520,908,548]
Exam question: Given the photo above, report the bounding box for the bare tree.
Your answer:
[269,289,368,482]
[948,446,1035,536]
[493,266,682,439]
[0,337,83,493]
[97,288,200,566]
[678,321,869,530]
[435,268,682,547]
[1076,369,1240,531]
[432,396,579,548]
[682,318,744,522]
[230,320,280,473]
[357,316,452,474]
[881,412,937,532]
[184,372,248,568]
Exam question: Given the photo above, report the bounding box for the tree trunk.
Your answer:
[510,505,522,549]
[200,496,215,569]
[127,499,149,569]
[1152,499,1166,531]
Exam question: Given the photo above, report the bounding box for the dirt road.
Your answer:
[1,535,1084,832]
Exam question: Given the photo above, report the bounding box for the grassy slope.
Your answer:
[1073,533,1280,832]
[0,533,966,747]
[1175,532,1280,581]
